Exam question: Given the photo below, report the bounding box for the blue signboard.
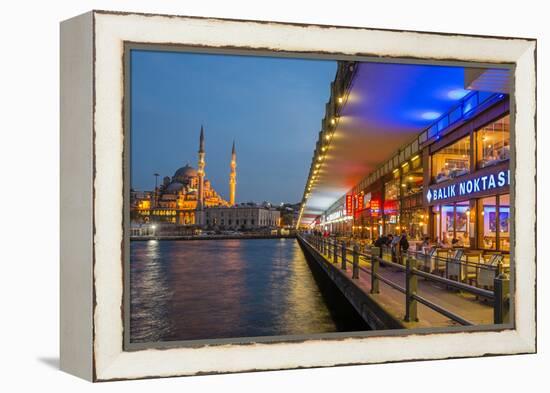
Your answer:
[426,169,510,203]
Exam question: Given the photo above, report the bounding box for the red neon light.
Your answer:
[370,199,381,217]
[346,194,353,216]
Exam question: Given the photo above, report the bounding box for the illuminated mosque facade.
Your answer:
[131,126,236,226]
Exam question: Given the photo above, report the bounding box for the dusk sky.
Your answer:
[131,49,336,204]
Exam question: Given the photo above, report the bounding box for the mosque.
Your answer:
[131,126,237,226]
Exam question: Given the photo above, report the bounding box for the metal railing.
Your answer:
[302,234,510,326]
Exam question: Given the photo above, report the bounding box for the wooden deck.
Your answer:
[316,244,494,328]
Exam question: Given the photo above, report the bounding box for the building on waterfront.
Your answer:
[300,61,511,253]
[131,126,236,226]
[204,204,281,231]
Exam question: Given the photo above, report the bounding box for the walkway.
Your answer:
[310,239,494,328]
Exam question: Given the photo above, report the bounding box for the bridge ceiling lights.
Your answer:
[299,61,491,227]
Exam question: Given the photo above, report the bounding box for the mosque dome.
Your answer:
[173,164,198,180]
[165,182,185,193]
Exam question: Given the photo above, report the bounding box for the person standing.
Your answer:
[400,231,410,253]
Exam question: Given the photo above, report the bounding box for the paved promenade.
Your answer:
[314,241,494,328]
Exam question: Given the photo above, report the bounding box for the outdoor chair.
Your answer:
[446,249,464,282]
[477,254,504,290]
[463,253,482,285]
[418,247,437,273]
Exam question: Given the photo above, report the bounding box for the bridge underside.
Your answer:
[301,61,480,225]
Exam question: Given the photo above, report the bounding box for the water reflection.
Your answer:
[130,238,365,343]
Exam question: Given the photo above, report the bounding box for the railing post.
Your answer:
[352,245,359,279]
[370,247,380,294]
[333,239,338,263]
[321,237,325,254]
[494,262,510,324]
[404,257,418,322]
[341,241,347,270]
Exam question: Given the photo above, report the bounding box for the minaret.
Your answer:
[197,126,206,210]
[229,140,237,206]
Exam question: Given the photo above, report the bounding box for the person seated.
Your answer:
[422,236,430,248]
[439,235,451,249]
[451,236,464,247]
[499,147,510,161]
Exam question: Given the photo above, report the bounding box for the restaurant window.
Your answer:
[385,177,399,201]
[384,176,400,235]
[402,169,423,197]
[479,194,510,251]
[477,114,510,169]
[383,211,399,236]
[499,194,511,251]
[478,196,497,250]
[433,201,471,247]
[440,204,454,245]
[432,134,471,183]
[455,201,471,247]
[401,208,428,241]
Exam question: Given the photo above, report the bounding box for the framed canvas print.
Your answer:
[60,10,537,381]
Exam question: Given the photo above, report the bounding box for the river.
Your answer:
[130,238,368,343]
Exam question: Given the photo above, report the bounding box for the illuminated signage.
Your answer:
[426,169,510,203]
[327,210,343,221]
[383,200,399,213]
[357,194,364,211]
[370,200,381,217]
[345,194,353,216]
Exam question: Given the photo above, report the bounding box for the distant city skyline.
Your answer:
[130,49,337,204]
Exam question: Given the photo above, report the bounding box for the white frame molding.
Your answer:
[60,10,536,381]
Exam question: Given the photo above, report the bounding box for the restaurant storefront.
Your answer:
[342,90,510,249]
[352,185,383,240]
[351,157,428,241]
[320,196,353,236]
[400,153,427,240]
[383,172,400,236]
[426,113,510,252]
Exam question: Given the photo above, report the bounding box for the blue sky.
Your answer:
[130,49,336,204]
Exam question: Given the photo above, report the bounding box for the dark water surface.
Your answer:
[130,238,368,343]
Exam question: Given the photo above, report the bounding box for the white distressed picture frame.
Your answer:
[60,10,536,381]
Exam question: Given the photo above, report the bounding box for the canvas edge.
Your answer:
[59,11,95,382]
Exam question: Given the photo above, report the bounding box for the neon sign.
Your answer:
[370,200,381,217]
[426,169,510,203]
[357,194,364,211]
[346,194,353,216]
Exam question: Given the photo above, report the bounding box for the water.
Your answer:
[130,238,368,343]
